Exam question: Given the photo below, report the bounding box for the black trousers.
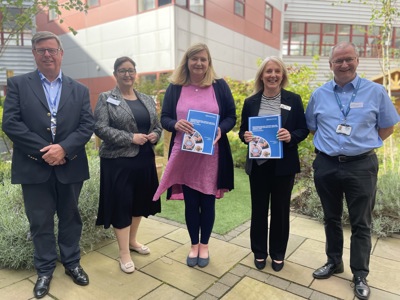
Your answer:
[249,160,295,261]
[313,152,378,278]
[22,171,84,276]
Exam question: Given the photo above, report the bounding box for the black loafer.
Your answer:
[313,261,344,279]
[272,260,284,272]
[33,275,52,299]
[65,265,89,286]
[254,258,266,270]
[353,276,370,299]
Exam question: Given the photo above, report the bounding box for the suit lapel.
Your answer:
[27,71,49,110]
[58,74,72,112]
[280,90,291,127]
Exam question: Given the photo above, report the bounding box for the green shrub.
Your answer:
[291,140,400,238]
[0,155,113,269]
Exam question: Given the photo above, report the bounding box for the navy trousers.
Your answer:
[22,171,83,276]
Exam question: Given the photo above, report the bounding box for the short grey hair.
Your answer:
[31,31,63,50]
[329,41,359,61]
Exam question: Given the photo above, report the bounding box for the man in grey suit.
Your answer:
[2,31,94,299]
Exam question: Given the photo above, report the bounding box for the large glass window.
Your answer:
[284,21,400,58]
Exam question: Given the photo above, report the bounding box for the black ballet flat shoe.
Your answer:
[272,260,284,272]
[254,258,266,270]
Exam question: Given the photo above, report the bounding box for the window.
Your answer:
[138,0,155,12]
[159,0,172,6]
[234,0,245,17]
[176,0,204,15]
[48,8,58,21]
[176,0,187,7]
[87,0,99,7]
[264,2,273,31]
[138,0,172,12]
[0,8,32,46]
[283,21,400,58]
[189,0,204,16]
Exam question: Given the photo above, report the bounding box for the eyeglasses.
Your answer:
[34,48,61,56]
[332,57,357,65]
[117,69,136,75]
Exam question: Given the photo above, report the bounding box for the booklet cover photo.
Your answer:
[181,110,220,155]
[248,115,283,159]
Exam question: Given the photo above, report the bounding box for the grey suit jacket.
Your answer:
[94,86,162,158]
[2,70,94,184]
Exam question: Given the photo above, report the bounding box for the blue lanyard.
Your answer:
[42,80,62,116]
[333,78,361,121]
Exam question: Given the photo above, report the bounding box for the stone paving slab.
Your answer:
[0,268,35,289]
[1,216,400,300]
[310,275,355,300]
[368,254,400,295]
[140,283,193,300]
[373,236,400,261]
[166,237,250,278]
[221,276,305,299]
[141,257,217,297]
[41,251,162,300]
[0,278,38,299]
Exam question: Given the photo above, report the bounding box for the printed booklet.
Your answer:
[181,109,220,155]
[248,115,283,159]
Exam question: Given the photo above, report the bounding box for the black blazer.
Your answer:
[239,89,309,176]
[2,70,94,184]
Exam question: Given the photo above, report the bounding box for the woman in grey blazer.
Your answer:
[94,57,162,274]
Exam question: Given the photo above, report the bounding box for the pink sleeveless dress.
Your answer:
[153,85,227,200]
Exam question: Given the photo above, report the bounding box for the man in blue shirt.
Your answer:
[305,41,399,300]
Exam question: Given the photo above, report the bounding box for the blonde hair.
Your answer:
[251,56,289,96]
[169,43,219,87]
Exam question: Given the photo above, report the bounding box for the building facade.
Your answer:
[0,2,35,96]
[283,0,400,83]
[36,0,283,107]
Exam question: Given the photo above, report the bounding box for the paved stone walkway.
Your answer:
[1,214,399,300]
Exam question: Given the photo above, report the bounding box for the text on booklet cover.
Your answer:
[249,115,283,159]
[181,110,220,155]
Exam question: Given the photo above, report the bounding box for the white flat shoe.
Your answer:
[119,259,135,274]
[130,245,150,255]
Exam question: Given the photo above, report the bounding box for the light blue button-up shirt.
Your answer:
[38,70,63,114]
[305,75,399,156]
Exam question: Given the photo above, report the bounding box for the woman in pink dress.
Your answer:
[153,43,236,267]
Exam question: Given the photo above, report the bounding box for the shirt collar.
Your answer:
[332,74,360,91]
[37,70,63,83]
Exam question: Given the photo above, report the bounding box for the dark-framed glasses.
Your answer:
[34,48,61,56]
[117,68,136,75]
[332,57,357,65]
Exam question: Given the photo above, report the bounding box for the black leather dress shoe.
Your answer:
[272,260,284,272]
[313,261,344,279]
[254,258,266,270]
[353,276,370,299]
[33,275,52,299]
[65,265,89,286]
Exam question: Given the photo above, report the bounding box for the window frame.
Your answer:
[264,2,273,32]
[234,0,245,17]
[283,21,399,58]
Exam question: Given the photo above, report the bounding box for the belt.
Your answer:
[315,149,375,163]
